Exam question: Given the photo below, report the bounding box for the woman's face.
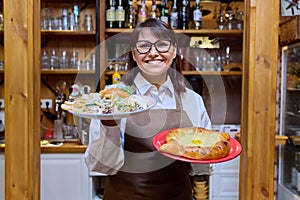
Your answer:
[132,29,177,78]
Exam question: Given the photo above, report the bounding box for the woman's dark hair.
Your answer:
[122,18,187,93]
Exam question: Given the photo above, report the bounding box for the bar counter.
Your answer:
[0,142,87,153]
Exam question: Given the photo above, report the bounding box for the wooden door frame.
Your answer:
[4,0,41,199]
[239,0,279,199]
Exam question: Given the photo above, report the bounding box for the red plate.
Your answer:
[152,129,242,164]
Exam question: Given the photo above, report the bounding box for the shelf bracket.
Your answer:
[41,78,58,96]
[41,37,51,48]
[80,0,93,12]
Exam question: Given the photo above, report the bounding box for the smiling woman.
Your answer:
[86,18,212,200]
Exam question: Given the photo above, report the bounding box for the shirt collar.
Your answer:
[133,72,175,96]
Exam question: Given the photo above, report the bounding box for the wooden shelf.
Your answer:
[41,30,96,36]
[105,28,243,37]
[287,87,300,91]
[286,111,300,118]
[41,69,95,75]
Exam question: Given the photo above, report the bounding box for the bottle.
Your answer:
[127,0,135,29]
[179,0,188,30]
[50,49,59,70]
[83,14,94,31]
[112,64,121,84]
[193,0,202,30]
[160,0,169,25]
[217,14,226,30]
[236,11,244,30]
[70,51,78,69]
[59,50,69,69]
[137,0,148,25]
[149,0,157,19]
[106,0,116,28]
[62,8,68,30]
[292,152,300,189]
[116,0,125,28]
[73,5,80,30]
[41,49,50,69]
[170,0,178,29]
[90,52,96,70]
[68,12,75,30]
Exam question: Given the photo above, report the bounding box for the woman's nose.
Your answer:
[148,45,159,55]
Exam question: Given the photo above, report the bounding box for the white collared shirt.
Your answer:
[89,72,211,141]
[133,72,211,128]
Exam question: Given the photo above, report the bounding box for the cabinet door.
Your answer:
[0,154,4,200]
[209,156,240,199]
[41,153,89,200]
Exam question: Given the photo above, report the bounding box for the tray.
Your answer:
[67,96,157,120]
[153,129,242,164]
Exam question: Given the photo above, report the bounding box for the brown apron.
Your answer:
[104,93,194,200]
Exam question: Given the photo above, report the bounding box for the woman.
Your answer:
[86,18,211,200]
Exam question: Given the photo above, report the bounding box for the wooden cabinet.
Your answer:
[40,153,90,200]
[40,0,100,128]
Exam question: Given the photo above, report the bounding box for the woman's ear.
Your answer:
[132,50,137,61]
[173,47,177,59]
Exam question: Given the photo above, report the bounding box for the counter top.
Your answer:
[0,142,87,153]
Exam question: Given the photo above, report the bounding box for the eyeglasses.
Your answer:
[135,40,174,54]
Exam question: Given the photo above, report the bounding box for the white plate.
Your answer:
[68,96,157,120]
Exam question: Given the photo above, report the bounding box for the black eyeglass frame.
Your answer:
[134,39,176,54]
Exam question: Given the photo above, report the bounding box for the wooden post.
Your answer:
[240,0,279,199]
[4,0,41,199]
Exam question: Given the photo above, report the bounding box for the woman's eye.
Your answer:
[138,43,150,48]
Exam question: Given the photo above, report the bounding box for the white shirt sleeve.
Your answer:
[181,88,211,129]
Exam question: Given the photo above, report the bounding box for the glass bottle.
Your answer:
[116,0,125,28]
[50,49,59,70]
[70,51,78,69]
[127,0,135,29]
[62,8,68,30]
[90,52,96,70]
[60,50,69,69]
[225,10,234,30]
[217,14,226,30]
[236,11,244,30]
[112,64,121,84]
[73,5,80,30]
[193,0,202,30]
[68,12,75,30]
[83,14,94,31]
[160,0,169,25]
[106,0,116,28]
[137,0,148,25]
[41,49,50,69]
[45,8,54,31]
[216,56,223,71]
[149,0,157,19]
[170,0,178,29]
[179,0,188,30]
